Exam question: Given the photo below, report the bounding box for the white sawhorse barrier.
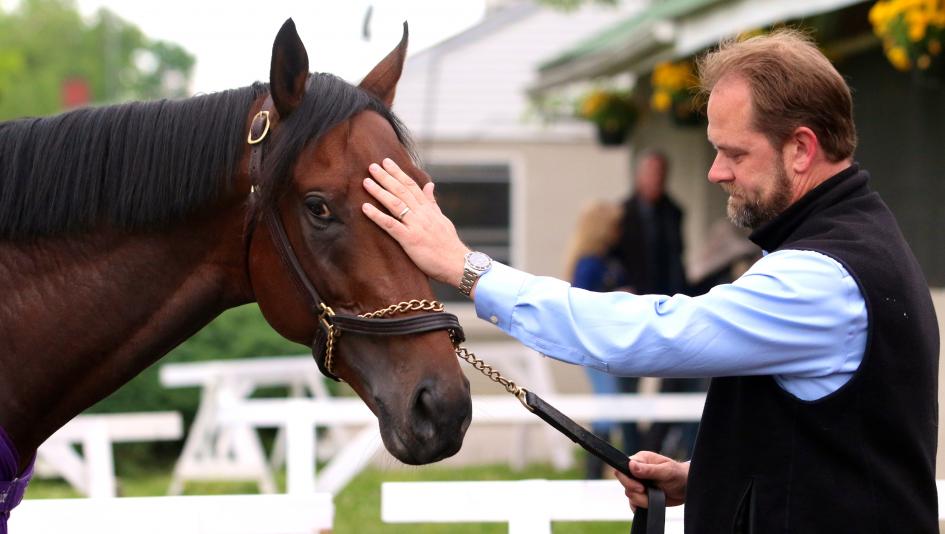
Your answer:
[218,393,707,495]
[160,356,339,494]
[382,479,684,533]
[383,479,945,532]
[462,342,572,470]
[160,343,568,495]
[35,412,182,498]
[9,493,333,534]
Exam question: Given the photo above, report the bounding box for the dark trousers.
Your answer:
[643,378,707,460]
[585,377,642,479]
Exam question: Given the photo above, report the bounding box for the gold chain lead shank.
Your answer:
[323,299,531,410]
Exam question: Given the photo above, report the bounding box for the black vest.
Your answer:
[686,165,939,533]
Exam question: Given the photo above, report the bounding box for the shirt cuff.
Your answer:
[473,261,531,332]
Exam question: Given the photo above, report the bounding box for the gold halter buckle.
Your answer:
[318,302,336,331]
[247,110,271,144]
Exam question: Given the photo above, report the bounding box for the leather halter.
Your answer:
[244,96,465,381]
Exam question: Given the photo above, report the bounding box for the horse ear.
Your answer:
[358,22,408,108]
[270,18,309,118]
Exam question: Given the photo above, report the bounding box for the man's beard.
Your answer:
[726,158,793,229]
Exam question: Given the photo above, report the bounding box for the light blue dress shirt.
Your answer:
[474,249,867,401]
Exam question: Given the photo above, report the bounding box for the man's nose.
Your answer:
[707,154,731,184]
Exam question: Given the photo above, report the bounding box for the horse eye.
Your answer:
[306,197,332,220]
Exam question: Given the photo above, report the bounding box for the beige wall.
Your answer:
[421,139,632,279]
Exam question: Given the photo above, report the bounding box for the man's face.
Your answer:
[635,155,666,204]
[706,76,793,229]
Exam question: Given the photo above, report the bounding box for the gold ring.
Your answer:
[397,207,411,220]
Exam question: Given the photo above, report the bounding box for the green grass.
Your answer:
[25,460,631,533]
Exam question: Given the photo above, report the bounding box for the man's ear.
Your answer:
[358,22,408,108]
[788,126,818,174]
[270,18,309,118]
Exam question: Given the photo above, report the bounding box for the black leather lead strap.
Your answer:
[524,390,665,534]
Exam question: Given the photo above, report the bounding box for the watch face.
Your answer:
[467,251,492,270]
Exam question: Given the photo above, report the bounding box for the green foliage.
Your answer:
[0,0,194,121]
[576,88,639,134]
[536,0,619,11]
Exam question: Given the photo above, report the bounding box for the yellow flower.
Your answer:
[650,60,699,115]
[887,46,913,70]
[870,0,945,70]
[929,38,942,54]
[651,91,672,112]
[580,92,606,118]
[869,2,889,29]
[907,10,930,40]
[651,61,696,92]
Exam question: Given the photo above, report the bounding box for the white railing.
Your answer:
[159,355,337,494]
[9,493,333,534]
[382,479,945,533]
[36,412,182,498]
[382,479,683,534]
[217,393,706,495]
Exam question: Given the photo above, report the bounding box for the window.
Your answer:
[425,163,511,302]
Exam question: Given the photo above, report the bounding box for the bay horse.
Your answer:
[0,18,472,516]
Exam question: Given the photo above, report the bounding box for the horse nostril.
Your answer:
[411,384,439,441]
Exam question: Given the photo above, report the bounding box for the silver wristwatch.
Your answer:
[458,251,492,296]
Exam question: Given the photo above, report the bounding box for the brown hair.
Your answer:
[697,28,856,162]
[562,200,623,282]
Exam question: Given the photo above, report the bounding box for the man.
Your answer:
[361,29,939,532]
[614,149,702,460]
[614,150,686,297]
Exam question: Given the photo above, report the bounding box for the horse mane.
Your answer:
[0,72,415,240]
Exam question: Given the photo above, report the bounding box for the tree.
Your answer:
[0,0,194,120]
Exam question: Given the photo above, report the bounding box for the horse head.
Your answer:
[244,20,471,464]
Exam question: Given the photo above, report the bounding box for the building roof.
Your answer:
[393,0,647,142]
[531,0,868,94]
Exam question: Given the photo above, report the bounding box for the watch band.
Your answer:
[458,269,479,296]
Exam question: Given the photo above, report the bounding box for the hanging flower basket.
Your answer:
[869,0,945,85]
[595,122,629,145]
[650,60,705,127]
[576,88,638,146]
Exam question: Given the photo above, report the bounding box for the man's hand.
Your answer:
[362,158,470,288]
[615,451,689,510]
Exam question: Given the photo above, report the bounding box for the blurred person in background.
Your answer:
[563,200,638,479]
[614,149,703,460]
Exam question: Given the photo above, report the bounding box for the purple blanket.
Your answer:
[0,426,33,534]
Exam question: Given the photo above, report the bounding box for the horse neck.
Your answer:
[0,198,252,461]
